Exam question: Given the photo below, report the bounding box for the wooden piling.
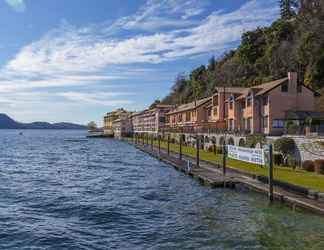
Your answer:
[179,135,182,160]
[269,144,274,202]
[223,140,226,176]
[167,134,170,155]
[196,134,200,168]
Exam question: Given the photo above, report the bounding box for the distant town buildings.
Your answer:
[131,105,173,135]
[103,72,324,138]
[103,108,131,136]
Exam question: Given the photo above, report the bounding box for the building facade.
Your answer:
[131,105,173,135]
[216,72,317,135]
[165,72,319,136]
[165,97,218,133]
[112,115,133,138]
[103,108,130,136]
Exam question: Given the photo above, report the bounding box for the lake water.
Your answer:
[0,130,324,250]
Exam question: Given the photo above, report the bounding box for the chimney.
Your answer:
[288,72,298,94]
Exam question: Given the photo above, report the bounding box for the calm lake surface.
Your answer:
[0,130,324,250]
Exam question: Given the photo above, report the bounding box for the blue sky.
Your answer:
[0,0,279,125]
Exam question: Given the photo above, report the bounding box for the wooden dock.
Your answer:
[131,141,324,216]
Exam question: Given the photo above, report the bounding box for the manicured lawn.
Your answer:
[127,137,324,192]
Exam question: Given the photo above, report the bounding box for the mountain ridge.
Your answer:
[0,113,87,129]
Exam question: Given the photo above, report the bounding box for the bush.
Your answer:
[274,138,296,165]
[246,134,266,148]
[273,153,283,166]
[314,159,324,175]
[207,145,214,152]
[302,160,315,172]
[287,155,297,169]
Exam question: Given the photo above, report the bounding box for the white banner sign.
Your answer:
[227,145,265,165]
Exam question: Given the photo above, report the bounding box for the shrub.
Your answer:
[207,145,214,152]
[274,138,296,165]
[246,134,266,148]
[273,153,283,166]
[302,160,315,172]
[287,155,297,169]
[314,159,324,175]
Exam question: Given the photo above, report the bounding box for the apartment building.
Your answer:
[131,105,173,135]
[165,97,216,133]
[112,115,133,138]
[103,108,130,136]
[210,72,318,135]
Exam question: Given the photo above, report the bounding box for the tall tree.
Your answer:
[280,0,299,19]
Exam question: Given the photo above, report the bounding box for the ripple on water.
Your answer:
[1,130,324,250]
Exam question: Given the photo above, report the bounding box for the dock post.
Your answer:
[142,133,145,145]
[167,134,170,155]
[146,133,149,145]
[268,144,274,202]
[158,135,161,154]
[179,135,182,160]
[196,134,200,168]
[222,140,226,176]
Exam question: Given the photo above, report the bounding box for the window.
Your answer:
[212,95,219,106]
[178,114,182,122]
[207,108,212,117]
[263,96,268,106]
[213,107,218,116]
[263,116,268,128]
[246,117,252,130]
[159,117,166,123]
[272,119,284,128]
[185,112,191,122]
[246,93,252,107]
[229,119,234,130]
[229,96,234,110]
[281,83,288,92]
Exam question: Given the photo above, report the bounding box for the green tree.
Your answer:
[149,99,161,109]
[274,138,296,165]
[280,0,299,19]
[87,121,97,130]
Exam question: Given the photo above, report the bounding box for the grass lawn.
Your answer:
[127,137,324,192]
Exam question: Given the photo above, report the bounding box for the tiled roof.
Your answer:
[235,77,288,100]
[167,97,211,115]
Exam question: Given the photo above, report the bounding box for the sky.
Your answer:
[0,0,279,125]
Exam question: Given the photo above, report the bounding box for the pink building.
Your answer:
[211,72,319,135]
[131,105,173,135]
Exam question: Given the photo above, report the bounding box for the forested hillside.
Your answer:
[161,0,324,110]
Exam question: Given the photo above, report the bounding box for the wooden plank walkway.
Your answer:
[131,141,324,216]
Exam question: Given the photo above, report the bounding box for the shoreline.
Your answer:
[123,138,324,216]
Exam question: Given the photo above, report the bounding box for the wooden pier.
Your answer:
[129,141,324,216]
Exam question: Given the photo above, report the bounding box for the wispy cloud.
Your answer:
[0,0,279,122]
[5,0,26,12]
[3,0,278,84]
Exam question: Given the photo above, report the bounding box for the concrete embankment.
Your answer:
[126,140,324,216]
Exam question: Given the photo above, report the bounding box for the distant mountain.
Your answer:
[0,113,87,129]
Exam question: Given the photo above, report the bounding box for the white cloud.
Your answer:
[3,0,278,83]
[5,0,25,12]
[59,92,133,106]
[0,0,279,122]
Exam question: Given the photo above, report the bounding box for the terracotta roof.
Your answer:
[254,77,288,96]
[167,97,211,115]
[235,77,288,100]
